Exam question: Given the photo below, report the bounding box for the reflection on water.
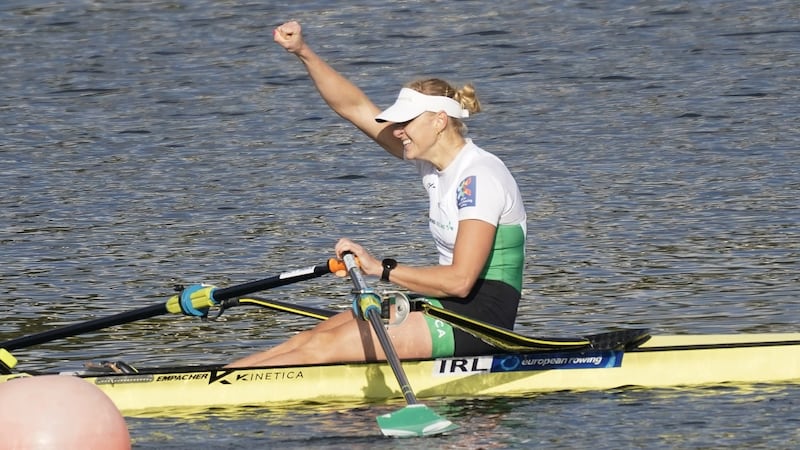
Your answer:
[126,383,800,449]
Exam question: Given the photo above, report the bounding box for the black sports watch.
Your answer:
[381,258,397,282]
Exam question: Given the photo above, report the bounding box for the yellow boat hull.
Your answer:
[2,333,799,415]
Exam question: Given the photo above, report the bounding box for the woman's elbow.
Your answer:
[445,277,478,299]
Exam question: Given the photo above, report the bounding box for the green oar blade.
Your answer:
[376,404,458,437]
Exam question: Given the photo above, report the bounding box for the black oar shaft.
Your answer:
[343,253,418,405]
[366,307,417,404]
[214,263,333,300]
[1,304,167,351]
[1,260,342,351]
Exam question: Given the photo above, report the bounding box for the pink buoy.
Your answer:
[0,375,130,450]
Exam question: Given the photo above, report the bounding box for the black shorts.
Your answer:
[436,279,520,356]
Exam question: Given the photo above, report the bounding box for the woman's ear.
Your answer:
[435,112,448,132]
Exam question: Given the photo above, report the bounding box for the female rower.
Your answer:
[227,21,527,367]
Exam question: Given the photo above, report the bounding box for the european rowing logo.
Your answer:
[456,175,476,209]
[489,350,623,373]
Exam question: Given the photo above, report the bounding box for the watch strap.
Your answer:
[381,258,397,282]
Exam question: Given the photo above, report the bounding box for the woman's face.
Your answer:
[392,112,440,162]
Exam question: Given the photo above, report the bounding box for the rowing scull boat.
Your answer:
[2,331,798,415]
[1,262,798,424]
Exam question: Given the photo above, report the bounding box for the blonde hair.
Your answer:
[406,78,481,135]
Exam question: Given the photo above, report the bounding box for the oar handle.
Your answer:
[342,253,369,292]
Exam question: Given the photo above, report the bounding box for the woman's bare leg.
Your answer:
[226,311,432,367]
[225,310,355,367]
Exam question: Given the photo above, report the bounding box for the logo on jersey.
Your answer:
[456,176,476,209]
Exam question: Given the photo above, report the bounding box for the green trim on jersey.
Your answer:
[479,223,525,292]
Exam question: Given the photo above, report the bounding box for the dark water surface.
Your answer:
[1,0,798,448]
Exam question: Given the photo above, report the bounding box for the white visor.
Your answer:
[375,88,469,123]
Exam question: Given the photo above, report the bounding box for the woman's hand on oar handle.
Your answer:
[334,238,380,278]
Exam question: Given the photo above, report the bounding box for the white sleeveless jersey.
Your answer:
[414,139,527,290]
